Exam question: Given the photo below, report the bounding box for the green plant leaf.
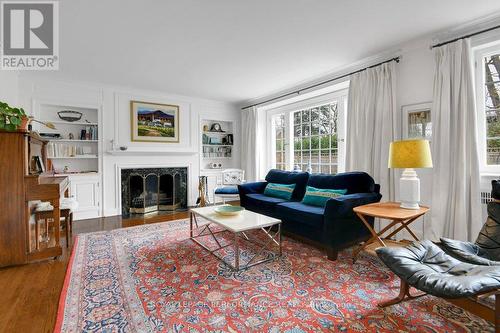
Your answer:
[5,123,16,131]
[9,116,21,125]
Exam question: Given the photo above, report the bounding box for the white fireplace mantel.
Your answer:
[107,149,198,156]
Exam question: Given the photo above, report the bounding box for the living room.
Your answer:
[2,1,500,332]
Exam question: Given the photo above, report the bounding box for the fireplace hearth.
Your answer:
[121,167,188,217]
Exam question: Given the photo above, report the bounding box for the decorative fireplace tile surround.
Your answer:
[121,167,188,217]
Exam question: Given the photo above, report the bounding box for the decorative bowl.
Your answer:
[58,110,83,122]
[214,205,244,216]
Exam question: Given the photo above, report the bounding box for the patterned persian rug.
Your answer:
[55,218,494,332]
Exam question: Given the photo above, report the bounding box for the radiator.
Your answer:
[481,191,493,204]
[481,190,493,222]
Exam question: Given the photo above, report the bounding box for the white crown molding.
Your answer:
[432,12,500,44]
[18,73,237,108]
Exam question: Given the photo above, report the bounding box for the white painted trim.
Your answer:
[114,162,193,216]
[19,73,236,108]
[434,14,500,45]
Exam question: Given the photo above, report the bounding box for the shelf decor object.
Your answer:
[214,205,244,216]
[388,139,433,209]
[210,123,223,132]
[57,110,83,122]
[130,100,179,143]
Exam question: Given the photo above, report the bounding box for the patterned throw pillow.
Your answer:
[301,186,347,207]
[263,183,296,200]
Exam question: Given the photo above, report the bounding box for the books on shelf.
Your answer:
[202,145,232,158]
[47,142,94,158]
[80,125,98,140]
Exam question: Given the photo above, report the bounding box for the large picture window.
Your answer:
[268,91,347,174]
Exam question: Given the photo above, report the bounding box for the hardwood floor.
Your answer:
[0,210,190,333]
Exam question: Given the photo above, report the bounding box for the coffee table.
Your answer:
[189,206,282,271]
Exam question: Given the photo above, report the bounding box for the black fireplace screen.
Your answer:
[121,167,187,216]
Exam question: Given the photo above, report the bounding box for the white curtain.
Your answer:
[241,106,261,181]
[429,38,481,241]
[346,61,397,203]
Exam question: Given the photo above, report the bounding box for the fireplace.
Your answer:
[121,167,188,217]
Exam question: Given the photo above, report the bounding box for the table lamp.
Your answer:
[388,139,433,209]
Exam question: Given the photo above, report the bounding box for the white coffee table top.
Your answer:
[190,206,281,233]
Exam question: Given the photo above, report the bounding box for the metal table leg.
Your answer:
[234,232,240,271]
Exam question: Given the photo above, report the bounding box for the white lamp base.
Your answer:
[399,168,420,210]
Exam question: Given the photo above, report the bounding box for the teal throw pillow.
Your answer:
[302,186,347,207]
[264,183,296,200]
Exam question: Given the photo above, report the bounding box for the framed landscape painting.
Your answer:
[130,100,179,143]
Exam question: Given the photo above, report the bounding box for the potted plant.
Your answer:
[0,100,56,131]
[0,101,28,131]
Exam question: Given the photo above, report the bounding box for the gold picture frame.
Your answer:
[130,100,180,143]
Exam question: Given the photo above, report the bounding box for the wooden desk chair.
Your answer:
[34,198,78,248]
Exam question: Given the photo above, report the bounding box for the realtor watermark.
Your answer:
[1,1,59,70]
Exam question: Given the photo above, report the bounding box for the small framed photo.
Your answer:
[130,100,179,143]
[402,102,432,140]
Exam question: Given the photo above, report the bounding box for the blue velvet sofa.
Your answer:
[238,169,382,260]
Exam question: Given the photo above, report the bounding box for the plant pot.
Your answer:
[19,116,29,130]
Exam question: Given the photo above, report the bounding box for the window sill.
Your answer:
[480,172,500,177]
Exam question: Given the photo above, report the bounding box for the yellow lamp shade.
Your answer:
[388,139,433,169]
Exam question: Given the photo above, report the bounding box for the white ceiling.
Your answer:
[40,0,500,103]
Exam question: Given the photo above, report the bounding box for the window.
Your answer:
[484,55,500,165]
[475,44,500,172]
[268,90,347,174]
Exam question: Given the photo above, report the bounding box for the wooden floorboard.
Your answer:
[0,209,191,333]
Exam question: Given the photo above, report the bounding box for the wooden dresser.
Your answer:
[0,130,69,267]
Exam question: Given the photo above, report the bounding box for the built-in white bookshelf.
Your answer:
[200,119,235,170]
[33,102,101,174]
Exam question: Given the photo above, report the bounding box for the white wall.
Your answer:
[17,75,240,217]
[0,71,19,105]
[394,39,436,238]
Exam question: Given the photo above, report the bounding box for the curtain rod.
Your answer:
[431,24,500,49]
[241,56,400,110]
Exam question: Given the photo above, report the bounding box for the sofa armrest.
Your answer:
[238,181,267,196]
[324,192,382,220]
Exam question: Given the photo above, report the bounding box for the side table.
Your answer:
[352,202,429,262]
